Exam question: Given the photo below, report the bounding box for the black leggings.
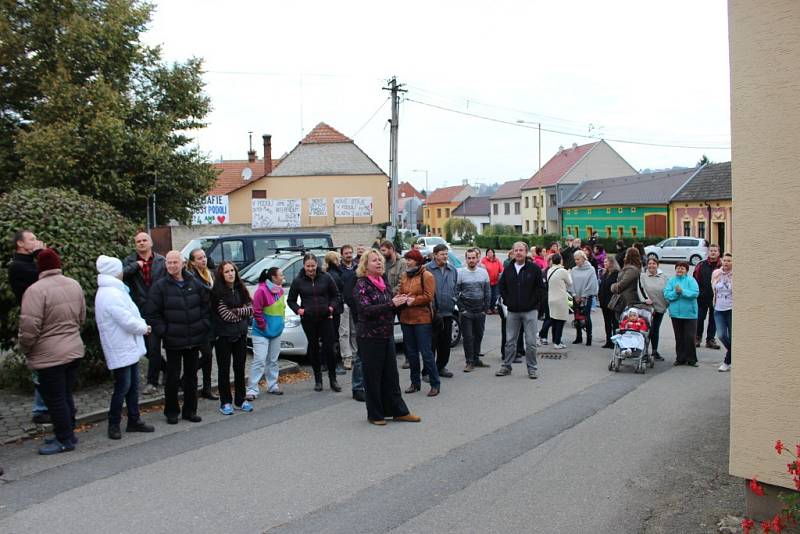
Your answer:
[601,307,619,343]
[215,336,247,407]
[302,318,337,380]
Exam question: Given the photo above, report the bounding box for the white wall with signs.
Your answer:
[192,195,229,225]
[334,197,373,218]
[251,199,302,229]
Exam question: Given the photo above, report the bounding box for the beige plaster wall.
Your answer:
[729,0,800,489]
[227,174,389,226]
[560,141,637,185]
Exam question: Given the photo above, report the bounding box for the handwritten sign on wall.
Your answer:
[334,197,373,218]
[251,199,301,228]
[192,195,229,225]
[309,198,328,217]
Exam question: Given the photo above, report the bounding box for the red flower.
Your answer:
[761,520,772,533]
[750,477,766,496]
[776,440,785,455]
[772,515,784,533]
[742,518,755,534]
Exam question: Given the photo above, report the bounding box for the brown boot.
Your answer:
[463,363,474,373]
[706,338,721,349]
[393,413,422,422]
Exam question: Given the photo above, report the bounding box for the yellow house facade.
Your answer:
[422,184,475,237]
[729,0,799,505]
[228,174,388,226]
[223,123,389,227]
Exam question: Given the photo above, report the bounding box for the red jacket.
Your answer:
[480,257,503,286]
[620,317,648,332]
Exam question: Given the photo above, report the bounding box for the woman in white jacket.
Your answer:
[546,253,573,349]
[95,255,156,440]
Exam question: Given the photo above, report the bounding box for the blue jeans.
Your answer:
[351,348,364,392]
[249,335,282,396]
[401,323,440,389]
[490,285,499,308]
[109,362,140,426]
[714,309,732,365]
[31,371,48,414]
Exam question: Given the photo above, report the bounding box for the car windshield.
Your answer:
[240,257,291,285]
[448,252,463,268]
[427,237,446,246]
[180,238,216,259]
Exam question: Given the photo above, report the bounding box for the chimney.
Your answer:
[262,134,272,175]
[247,131,256,162]
[572,142,578,151]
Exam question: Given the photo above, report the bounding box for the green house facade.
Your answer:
[562,205,668,240]
[559,168,699,240]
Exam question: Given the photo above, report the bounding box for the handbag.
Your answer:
[608,293,625,315]
[420,270,443,329]
[636,274,650,303]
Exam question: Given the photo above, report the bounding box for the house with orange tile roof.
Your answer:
[224,122,389,227]
[422,184,475,236]
[519,140,636,235]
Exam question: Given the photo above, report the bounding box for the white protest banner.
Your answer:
[334,197,373,217]
[192,195,229,225]
[251,198,301,229]
[309,197,328,217]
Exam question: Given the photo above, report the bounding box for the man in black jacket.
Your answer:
[496,241,545,379]
[692,244,722,349]
[145,251,209,424]
[123,232,167,393]
[8,229,50,425]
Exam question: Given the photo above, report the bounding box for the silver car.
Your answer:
[644,237,708,265]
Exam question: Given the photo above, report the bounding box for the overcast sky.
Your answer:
[143,0,731,193]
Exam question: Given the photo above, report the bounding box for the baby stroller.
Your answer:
[608,304,654,374]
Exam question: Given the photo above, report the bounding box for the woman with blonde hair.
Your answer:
[354,249,420,425]
[186,248,217,400]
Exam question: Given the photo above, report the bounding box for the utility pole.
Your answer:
[384,76,406,240]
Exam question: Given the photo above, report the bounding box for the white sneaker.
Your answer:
[718,363,731,372]
[539,338,549,345]
[553,343,566,349]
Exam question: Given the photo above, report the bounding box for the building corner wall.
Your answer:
[728,0,800,489]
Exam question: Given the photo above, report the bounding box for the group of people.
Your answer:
[7,228,733,456]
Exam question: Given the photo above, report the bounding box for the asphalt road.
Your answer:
[0,303,736,534]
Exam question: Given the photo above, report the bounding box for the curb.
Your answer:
[3,360,302,445]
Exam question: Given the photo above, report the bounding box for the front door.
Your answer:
[714,222,726,253]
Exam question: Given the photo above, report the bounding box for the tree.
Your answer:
[0,0,217,223]
[697,154,714,166]
[0,187,137,389]
[444,217,477,243]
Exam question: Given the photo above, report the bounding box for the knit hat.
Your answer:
[37,248,62,273]
[404,249,425,265]
[96,255,123,277]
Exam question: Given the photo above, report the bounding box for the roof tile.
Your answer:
[671,162,731,201]
[425,185,472,204]
[562,168,697,207]
[521,142,598,189]
[209,158,282,195]
[301,122,352,144]
[490,178,527,200]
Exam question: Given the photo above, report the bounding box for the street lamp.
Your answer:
[411,169,429,193]
[516,120,542,171]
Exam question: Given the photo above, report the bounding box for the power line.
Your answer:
[351,97,390,138]
[404,98,731,151]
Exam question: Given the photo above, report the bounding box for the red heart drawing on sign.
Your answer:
[217,215,226,224]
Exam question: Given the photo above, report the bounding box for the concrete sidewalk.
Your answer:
[0,356,299,444]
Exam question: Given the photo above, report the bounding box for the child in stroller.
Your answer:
[609,305,653,373]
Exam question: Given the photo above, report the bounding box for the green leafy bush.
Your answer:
[0,188,136,390]
[475,234,498,249]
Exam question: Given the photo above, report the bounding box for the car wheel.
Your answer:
[689,254,702,266]
[450,317,462,347]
